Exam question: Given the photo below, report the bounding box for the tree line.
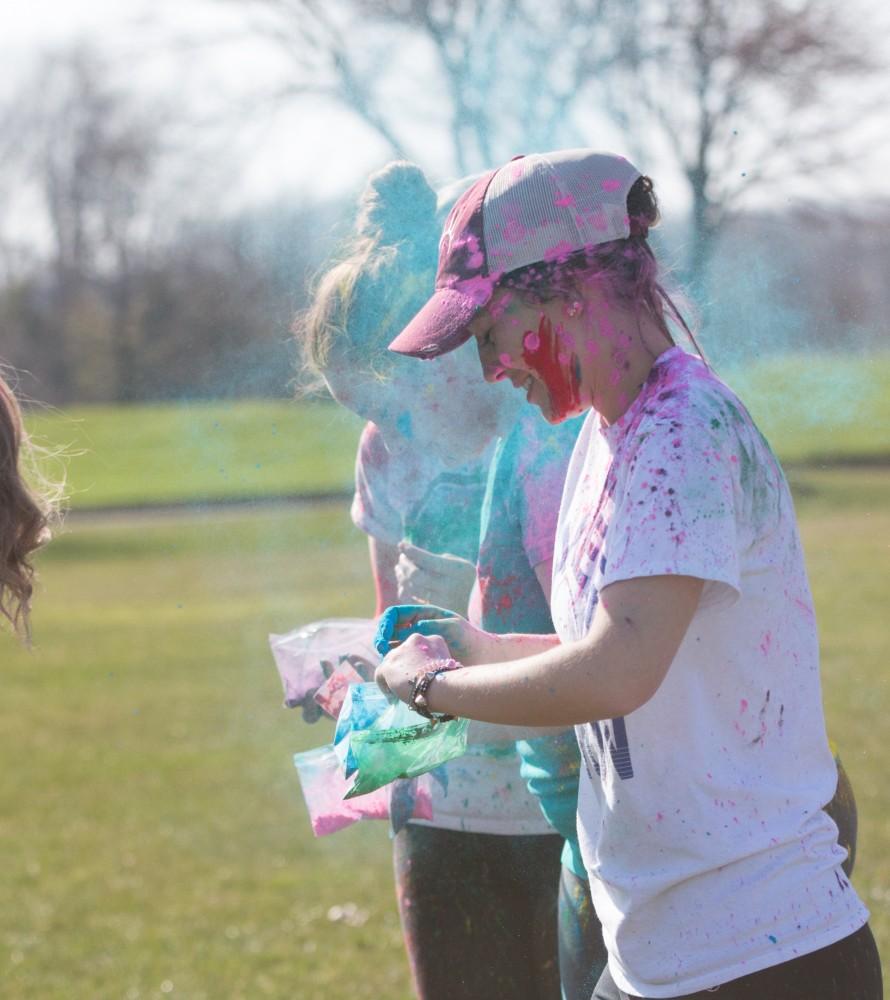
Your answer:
[0,1,886,405]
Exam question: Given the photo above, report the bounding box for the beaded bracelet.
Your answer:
[410,658,460,722]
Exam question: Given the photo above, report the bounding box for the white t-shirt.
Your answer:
[352,422,556,836]
[551,348,868,997]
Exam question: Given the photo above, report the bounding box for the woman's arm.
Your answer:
[378,574,703,726]
[369,537,400,616]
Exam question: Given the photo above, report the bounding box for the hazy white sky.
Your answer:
[4,0,890,219]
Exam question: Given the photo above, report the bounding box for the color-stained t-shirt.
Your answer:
[474,404,588,875]
[351,421,487,563]
[551,348,868,997]
[352,421,554,835]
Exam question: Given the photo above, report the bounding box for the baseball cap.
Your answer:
[388,149,642,359]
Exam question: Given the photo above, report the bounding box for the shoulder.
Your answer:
[633,352,753,454]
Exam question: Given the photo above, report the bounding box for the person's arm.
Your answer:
[533,558,553,605]
[377,574,704,726]
[369,537,400,616]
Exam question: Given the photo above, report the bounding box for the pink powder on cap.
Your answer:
[601,179,622,192]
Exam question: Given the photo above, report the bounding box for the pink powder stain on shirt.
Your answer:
[760,631,773,656]
[601,178,622,192]
[585,339,599,355]
[740,698,749,714]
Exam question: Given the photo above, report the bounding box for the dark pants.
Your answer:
[592,923,882,1000]
[393,824,563,999]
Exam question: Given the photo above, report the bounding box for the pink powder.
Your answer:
[601,178,622,192]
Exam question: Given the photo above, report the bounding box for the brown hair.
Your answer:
[294,161,439,392]
[0,374,61,642]
[498,176,706,360]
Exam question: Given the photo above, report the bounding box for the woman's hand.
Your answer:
[374,604,500,665]
[375,632,452,704]
[394,542,476,613]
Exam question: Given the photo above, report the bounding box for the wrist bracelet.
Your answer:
[410,658,460,722]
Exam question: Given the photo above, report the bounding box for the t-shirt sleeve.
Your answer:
[350,422,403,544]
[600,404,741,601]
[516,421,577,570]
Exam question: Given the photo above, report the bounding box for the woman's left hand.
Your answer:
[375,632,452,704]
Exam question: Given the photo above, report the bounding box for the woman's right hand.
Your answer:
[374,604,500,666]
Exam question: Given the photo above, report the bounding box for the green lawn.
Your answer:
[1,466,889,998]
[23,352,890,510]
[26,399,364,509]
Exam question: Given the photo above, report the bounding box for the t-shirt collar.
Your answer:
[597,346,685,450]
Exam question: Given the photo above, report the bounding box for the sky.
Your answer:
[3,0,890,223]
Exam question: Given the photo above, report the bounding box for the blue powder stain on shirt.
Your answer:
[768,935,778,943]
[396,410,413,439]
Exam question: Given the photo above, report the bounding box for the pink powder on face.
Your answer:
[499,352,513,367]
[523,329,541,352]
[521,314,581,421]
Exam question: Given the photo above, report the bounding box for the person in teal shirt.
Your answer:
[475,402,607,1000]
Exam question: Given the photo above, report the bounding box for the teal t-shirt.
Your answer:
[477,405,587,877]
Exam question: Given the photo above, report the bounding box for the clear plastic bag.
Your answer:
[269,618,379,716]
[346,715,470,799]
[293,744,433,836]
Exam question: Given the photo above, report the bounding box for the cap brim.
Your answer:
[388,288,482,359]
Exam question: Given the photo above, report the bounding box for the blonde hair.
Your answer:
[294,161,439,392]
[0,373,63,643]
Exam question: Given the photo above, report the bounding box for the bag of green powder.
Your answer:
[344,715,470,799]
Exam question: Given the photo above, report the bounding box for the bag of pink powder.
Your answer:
[293,744,433,836]
[269,618,379,721]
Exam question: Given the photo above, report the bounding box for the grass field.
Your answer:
[24,352,890,510]
[1,465,888,999]
[5,356,890,998]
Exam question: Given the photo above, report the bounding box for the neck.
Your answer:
[576,305,674,424]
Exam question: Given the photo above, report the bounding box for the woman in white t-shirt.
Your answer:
[296,162,570,999]
[377,149,881,999]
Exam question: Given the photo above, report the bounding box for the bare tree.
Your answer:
[603,0,887,285]
[220,0,626,175]
[224,0,887,287]
[4,46,164,400]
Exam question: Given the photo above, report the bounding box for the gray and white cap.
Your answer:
[388,149,642,359]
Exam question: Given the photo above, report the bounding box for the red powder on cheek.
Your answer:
[521,315,581,420]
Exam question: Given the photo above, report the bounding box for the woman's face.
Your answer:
[468,289,588,424]
[324,343,518,466]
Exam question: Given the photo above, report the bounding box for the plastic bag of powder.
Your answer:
[345,716,470,799]
[269,618,379,711]
[334,682,418,776]
[293,744,432,836]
